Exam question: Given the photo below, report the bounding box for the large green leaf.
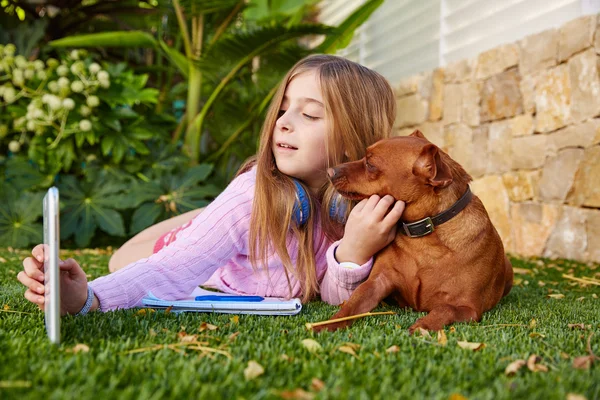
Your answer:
[0,189,45,248]
[316,0,384,54]
[158,39,189,78]
[49,31,158,48]
[130,202,163,235]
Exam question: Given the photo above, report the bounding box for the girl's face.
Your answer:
[272,70,328,194]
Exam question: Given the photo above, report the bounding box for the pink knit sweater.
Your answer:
[88,167,374,311]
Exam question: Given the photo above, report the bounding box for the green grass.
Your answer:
[1,247,599,400]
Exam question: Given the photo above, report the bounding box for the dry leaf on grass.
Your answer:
[0,380,32,388]
[198,322,218,332]
[386,345,400,353]
[529,319,537,329]
[230,315,239,325]
[178,334,199,343]
[526,354,548,372]
[566,394,588,400]
[278,389,314,400]
[337,345,359,359]
[136,308,156,315]
[512,267,531,275]
[228,332,240,341]
[66,343,90,353]
[311,378,325,392]
[547,293,565,299]
[437,330,448,346]
[448,394,468,400]
[164,305,173,314]
[449,326,456,333]
[505,359,526,376]
[301,339,322,353]
[3,304,9,311]
[457,341,485,351]
[573,355,594,370]
[568,323,586,330]
[416,328,431,339]
[244,360,264,381]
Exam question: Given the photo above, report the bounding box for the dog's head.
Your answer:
[328,130,455,203]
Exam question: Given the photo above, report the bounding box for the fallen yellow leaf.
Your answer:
[529,318,536,329]
[573,355,594,370]
[311,378,325,392]
[416,328,431,339]
[301,339,322,353]
[505,359,526,376]
[198,322,218,332]
[338,345,359,358]
[67,343,90,353]
[386,345,400,353]
[457,341,485,351]
[547,293,565,299]
[526,354,548,372]
[437,330,448,346]
[3,304,9,311]
[243,360,264,381]
[568,323,586,330]
[278,388,314,400]
[566,394,588,400]
[230,315,239,325]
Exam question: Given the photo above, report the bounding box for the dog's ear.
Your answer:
[412,144,453,188]
[410,130,428,141]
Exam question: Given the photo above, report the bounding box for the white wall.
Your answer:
[319,0,600,85]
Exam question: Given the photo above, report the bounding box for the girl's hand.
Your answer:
[335,195,405,265]
[17,244,90,316]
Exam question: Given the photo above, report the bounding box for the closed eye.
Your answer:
[303,113,318,121]
[365,159,377,173]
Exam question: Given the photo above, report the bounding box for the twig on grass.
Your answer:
[587,332,599,360]
[562,274,600,286]
[479,324,529,328]
[123,341,232,359]
[0,309,34,315]
[305,311,396,330]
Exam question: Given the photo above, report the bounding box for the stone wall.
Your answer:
[393,14,600,263]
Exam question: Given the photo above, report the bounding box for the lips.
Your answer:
[276,142,298,150]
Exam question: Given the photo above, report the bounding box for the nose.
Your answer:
[276,112,292,133]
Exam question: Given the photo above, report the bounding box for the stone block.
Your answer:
[567,145,600,207]
[470,125,488,178]
[558,15,595,62]
[395,94,428,128]
[511,202,560,257]
[396,74,422,97]
[520,74,537,115]
[476,43,519,80]
[444,58,476,83]
[539,148,584,202]
[462,81,481,126]
[595,14,600,54]
[544,206,588,260]
[519,28,558,75]
[414,121,444,149]
[446,123,473,172]
[481,69,523,122]
[488,119,513,174]
[586,209,600,262]
[443,83,462,125]
[502,170,539,202]
[546,119,600,156]
[429,68,444,121]
[471,175,512,251]
[511,135,547,170]
[568,48,600,123]
[535,64,571,133]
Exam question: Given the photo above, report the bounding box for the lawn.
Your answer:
[0,247,598,399]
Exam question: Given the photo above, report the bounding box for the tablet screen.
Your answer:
[43,187,60,345]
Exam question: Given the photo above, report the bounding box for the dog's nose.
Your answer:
[327,168,337,179]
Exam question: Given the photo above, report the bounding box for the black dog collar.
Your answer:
[398,186,473,238]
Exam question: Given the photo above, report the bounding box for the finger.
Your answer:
[372,195,396,219]
[383,200,406,227]
[59,258,81,276]
[17,271,45,295]
[23,257,45,282]
[24,288,45,306]
[364,194,381,211]
[351,198,369,213]
[31,244,45,263]
[386,224,398,244]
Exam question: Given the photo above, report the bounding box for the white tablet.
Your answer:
[43,187,60,345]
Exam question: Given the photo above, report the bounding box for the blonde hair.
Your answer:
[238,54,396,303]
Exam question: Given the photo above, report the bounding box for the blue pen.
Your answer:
[194,295,264,302]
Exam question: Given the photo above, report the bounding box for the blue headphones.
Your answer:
[292,180,348,225]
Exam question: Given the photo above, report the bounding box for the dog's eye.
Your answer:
[365,160,377,173]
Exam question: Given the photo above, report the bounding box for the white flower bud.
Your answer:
[79,119,92,132]
[46,58,59,69]
[97,70,109,81]
[48,95,62,111]
[62,98,75,110]
[36,70,47,80]
[8,140,21,152]
[14,117,26,129]
[12,76,24,87]
[42,94,51,104]
[24,69,34,80]
[71,81,84,93]
[3,87,16,103]
[33,60,45,70]
[86,95,99,107]
[57,77,69,88]
[13,69,23,79]
[3,44,16,56]
[48,80,59,93]
[26,120,36,131]
[14,55,27,69]
[70,50,79,60]
[79,105,91,116]
[70,61,85,75]
[32,108,44,119]
[57,65,69,76]
[89,63,101,74]
[99,79,110,89]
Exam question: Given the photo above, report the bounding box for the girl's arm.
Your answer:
[88,170,256,311]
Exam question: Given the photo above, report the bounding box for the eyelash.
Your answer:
[277,110,319,121]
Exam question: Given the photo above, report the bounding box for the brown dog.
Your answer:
[317,130,513,333]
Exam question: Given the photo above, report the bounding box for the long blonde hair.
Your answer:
[238,54,396,303]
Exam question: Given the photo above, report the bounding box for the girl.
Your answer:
[17,54,405,316]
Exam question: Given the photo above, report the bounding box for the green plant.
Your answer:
[48,0,385,172]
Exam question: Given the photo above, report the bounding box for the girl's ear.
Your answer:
[412,144,452,188]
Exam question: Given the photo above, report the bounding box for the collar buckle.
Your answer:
[402,216,435,238]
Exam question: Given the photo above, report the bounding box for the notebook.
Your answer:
[140,287,302,316]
